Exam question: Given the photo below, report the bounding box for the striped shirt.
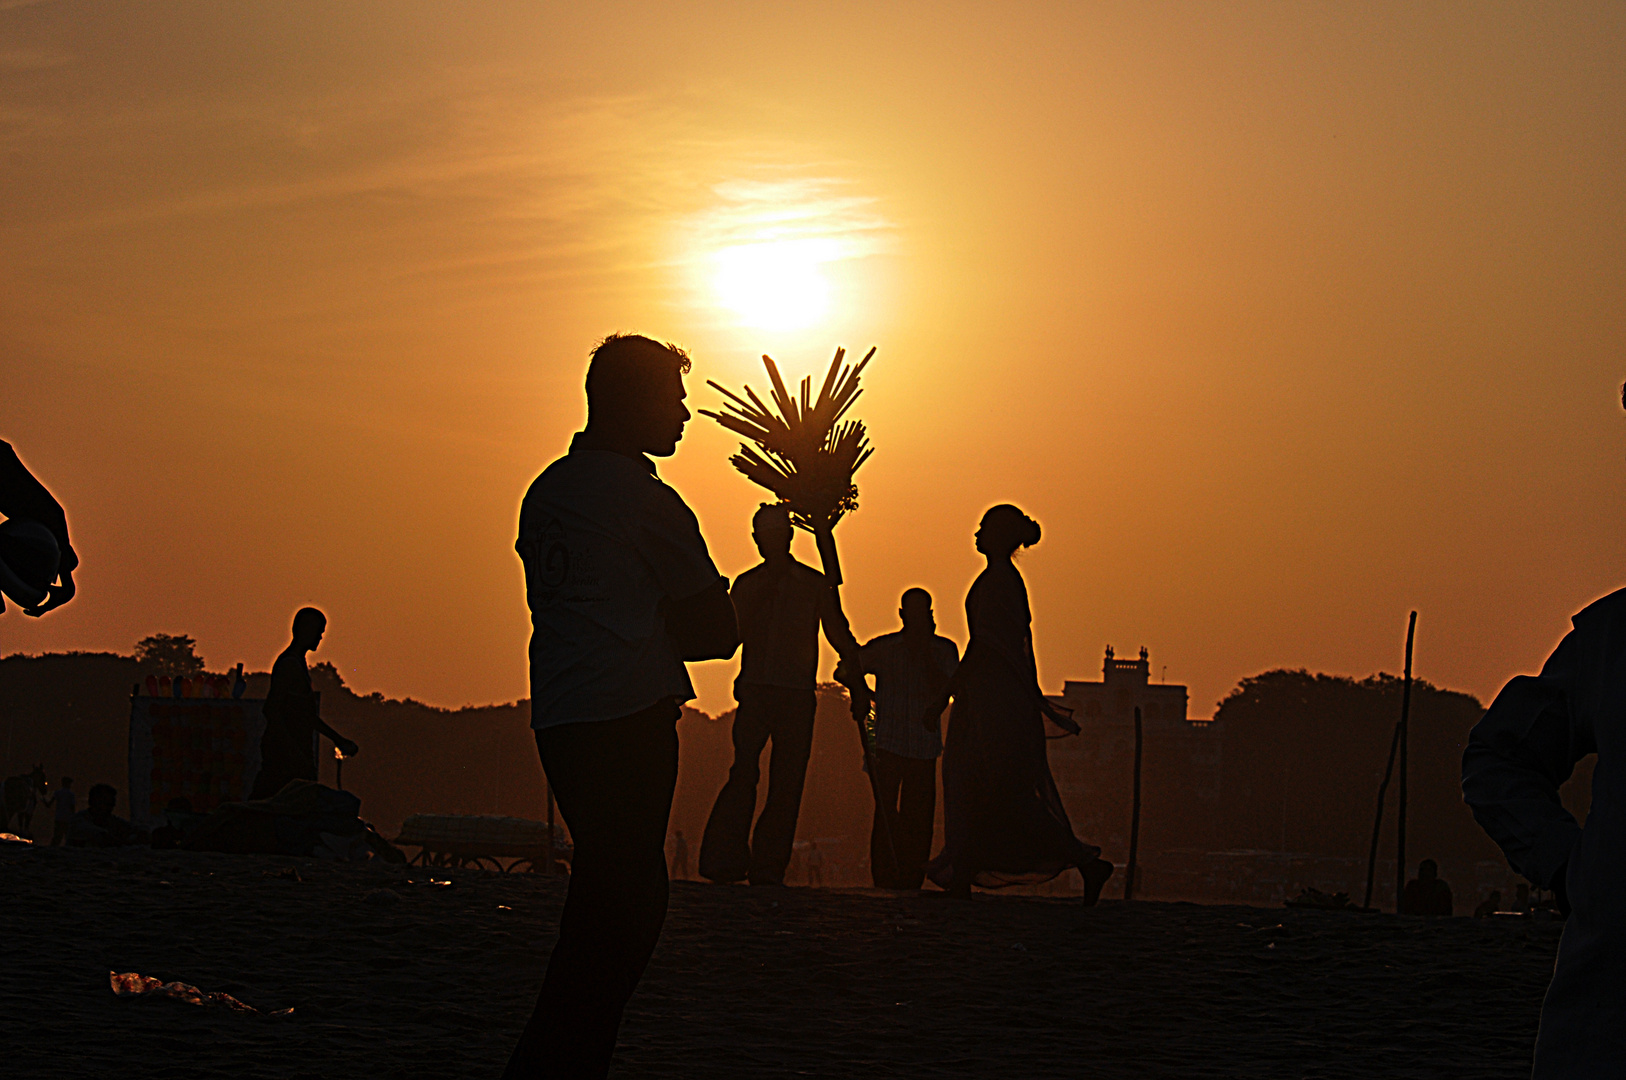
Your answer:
[855,630,959,760]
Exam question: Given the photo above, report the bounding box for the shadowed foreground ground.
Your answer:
[1,846,1558,1078]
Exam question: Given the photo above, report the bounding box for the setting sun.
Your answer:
[712,239,835,331]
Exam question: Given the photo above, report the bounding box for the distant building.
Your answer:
[1046,646,1224,863]
[1057,644,1191,726]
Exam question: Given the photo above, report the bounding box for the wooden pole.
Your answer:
[1362,721,1401,911]
[1124,706,1143,901]
[1395,611,1416,913]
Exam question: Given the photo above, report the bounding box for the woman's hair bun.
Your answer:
[1019,513,1041,548]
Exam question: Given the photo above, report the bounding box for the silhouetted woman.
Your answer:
[923,504,1115,902]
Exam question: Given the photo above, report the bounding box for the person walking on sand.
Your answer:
[920,505,1115,903]
[506,333,739,1080]
[249,608,359,800]
[1464,379,1626,1078]
[841,588,959,889]
[41,776,75,846]
[698,503,858,887]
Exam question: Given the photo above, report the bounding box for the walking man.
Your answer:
[699,503,856,887]
[249,608,359,800]
[506,334,739,1079]
[843,588,959,888]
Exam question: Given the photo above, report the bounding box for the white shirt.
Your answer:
[517,442,722,730]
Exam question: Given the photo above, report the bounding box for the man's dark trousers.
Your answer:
[698,684,816,885]
[870,748,936,889]
[502,699,679,1080]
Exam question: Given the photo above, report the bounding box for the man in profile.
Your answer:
[507,334,739,1079]
[699,503,856,887]
[844,588,959,889]
[250,607,358,800]
[1462,385,1626,1076]
[0,439,77,617]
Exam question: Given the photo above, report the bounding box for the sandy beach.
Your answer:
[1,843,1559,1079]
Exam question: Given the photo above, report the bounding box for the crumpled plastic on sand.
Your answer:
[109,972,292,1016]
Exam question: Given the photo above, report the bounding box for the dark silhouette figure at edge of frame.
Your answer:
[1399,858,1453,916]
[841,587,959,889]
[507,333,740,1080]
[1461,382,1626,1077]
[921,504,1115,903]
[3,764,47,836]
[0,439,78,617]
[249,608,360,801]
[699,502,857,887]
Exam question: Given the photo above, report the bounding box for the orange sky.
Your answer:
[4,2,1625,717]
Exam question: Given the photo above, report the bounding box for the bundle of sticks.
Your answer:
[702,346,876,578]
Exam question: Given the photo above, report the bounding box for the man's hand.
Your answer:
[23,569,74,617]
[919,693,950,732]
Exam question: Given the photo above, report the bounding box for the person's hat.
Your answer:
[0,519,60,608]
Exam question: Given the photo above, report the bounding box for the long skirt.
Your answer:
[928,679,1095,889]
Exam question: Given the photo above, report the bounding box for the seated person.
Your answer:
[1400,858,1454,916]
[67,783,147,847]
[1474,889,1502,919]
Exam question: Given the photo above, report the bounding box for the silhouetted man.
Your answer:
[1399,859,1453,916]
[1463,384,1626,1075]
[844,588,959,889]
[508,334,738,1080]
[699,503,856,887]
[0,440,77,617]
[67,784,144,847]
[250,608,358,800]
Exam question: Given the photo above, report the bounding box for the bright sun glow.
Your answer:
[713,238,838,331]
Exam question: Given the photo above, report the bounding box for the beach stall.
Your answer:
[127,681,308,830]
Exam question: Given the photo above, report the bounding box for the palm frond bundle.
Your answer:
[701,346,876,532]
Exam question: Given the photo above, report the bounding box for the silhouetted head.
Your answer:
[88,783,116,810]
[1418,859,1438,881]
[975,504,1041,558]
[900,587,935,635]
[752,503,793,561]
[584,333,693,457]
[292,607,326,652]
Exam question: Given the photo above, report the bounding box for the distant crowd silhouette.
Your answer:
[8,333,1626,1079]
